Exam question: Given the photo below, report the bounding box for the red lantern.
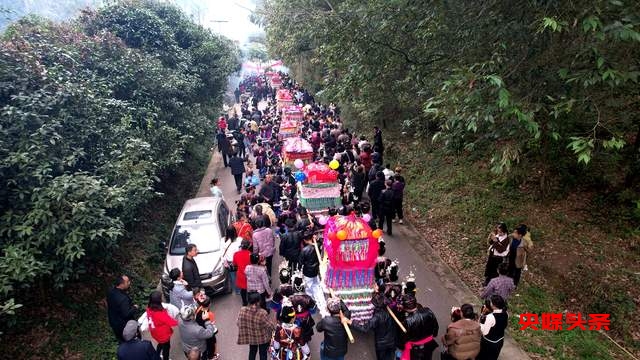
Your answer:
[336,230,347,240]
[372,229,383,239]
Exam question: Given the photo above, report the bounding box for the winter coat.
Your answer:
[146,308,178,344]
[107,287,137,338]
[252,227,276,258]
[179,318,216,354]
[444,319,481,360]
[182,256,201,288]
[316,301,352,358]
[279,230,302,261]
[169,281,195,313]
[352,308,398,350]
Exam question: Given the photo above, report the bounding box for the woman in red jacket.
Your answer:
[146,290,178,359]
[233,239,253,306]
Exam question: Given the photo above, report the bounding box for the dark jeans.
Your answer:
[156,341,170,360]
[265,255,273,278]
[222,152,229,167]
[375,347,395,360]
[248,343,269,360]
[378,210,393,235]
[233,173,243,192]
[511,267,522,287]
[392,197,403,220]
[370,200,380,221]
[478,337,504,360]
[286,257,300,273]
[240,288,248,306]
[483,255,505,285]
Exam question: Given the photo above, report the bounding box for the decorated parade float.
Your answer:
[276,89,293,111]
[279,105,302,139]
[295,161,342,214]
[270,73,282,89]
[322,214,382,324]
[283,137,314,167]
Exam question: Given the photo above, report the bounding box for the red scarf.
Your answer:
[400,335,433,360]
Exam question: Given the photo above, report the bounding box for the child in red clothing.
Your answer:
[146,291,178,359]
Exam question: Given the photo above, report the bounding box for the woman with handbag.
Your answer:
[223,225,243,295]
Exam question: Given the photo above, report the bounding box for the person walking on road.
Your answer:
[117,320,159,360]
[279,218,302,272]
[233,240,253,306]
[252,218,276,276]
[367,172,385,225]
[107,275,139,343]
[392,168,405,224]
[245,254,272,311]
[316,297,352,360]
[237,291,277,360]
[210,178,224,199]
[183,244,202,290]
[378,179,395,236]
[229,152,247,194]
[299,233,328,318]
[145,291,178,360]
[399,295,439,360]
[351,292,397,360]
[223,225,243,295]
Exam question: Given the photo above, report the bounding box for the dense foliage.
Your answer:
[0,0,240,325]
[261,0,640,193]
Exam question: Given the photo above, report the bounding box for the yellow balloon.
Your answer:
[329,160,340,170]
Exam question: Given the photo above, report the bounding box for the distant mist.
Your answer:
[0,0,104,29]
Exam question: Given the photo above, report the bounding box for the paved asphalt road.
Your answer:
[142,102,529,360]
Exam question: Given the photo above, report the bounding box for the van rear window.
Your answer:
[183,210,212,221]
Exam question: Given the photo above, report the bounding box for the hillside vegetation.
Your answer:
[259,0,640,358]
[0,0,240,336]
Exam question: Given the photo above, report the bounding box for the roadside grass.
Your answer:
[384,135,638,359]
[1,143,211,359]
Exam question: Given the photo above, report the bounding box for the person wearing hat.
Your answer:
[271,299,311,360]
[290,273,317,343]
[316,297,352,360]
[398,294,439,360]
[233,239,253,306]
[116,320,158,360]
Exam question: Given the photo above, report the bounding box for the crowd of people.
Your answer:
[107,72,533,360]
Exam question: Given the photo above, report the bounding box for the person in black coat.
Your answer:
[279,219,303,271]
[378,180,395,236]
[352,293,398,360]
[350,165,367,203]
[399,295,439,360]
[228,152,247,194]
[367,172,386,221]
[107,275,139,343]
[219,135,231,168]
[182,244,202,289]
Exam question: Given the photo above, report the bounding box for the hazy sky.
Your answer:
[0,0,264,45]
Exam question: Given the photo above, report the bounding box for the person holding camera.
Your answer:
[441,304,481,360]
[478,295,508,360]
[483,223,510,286]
